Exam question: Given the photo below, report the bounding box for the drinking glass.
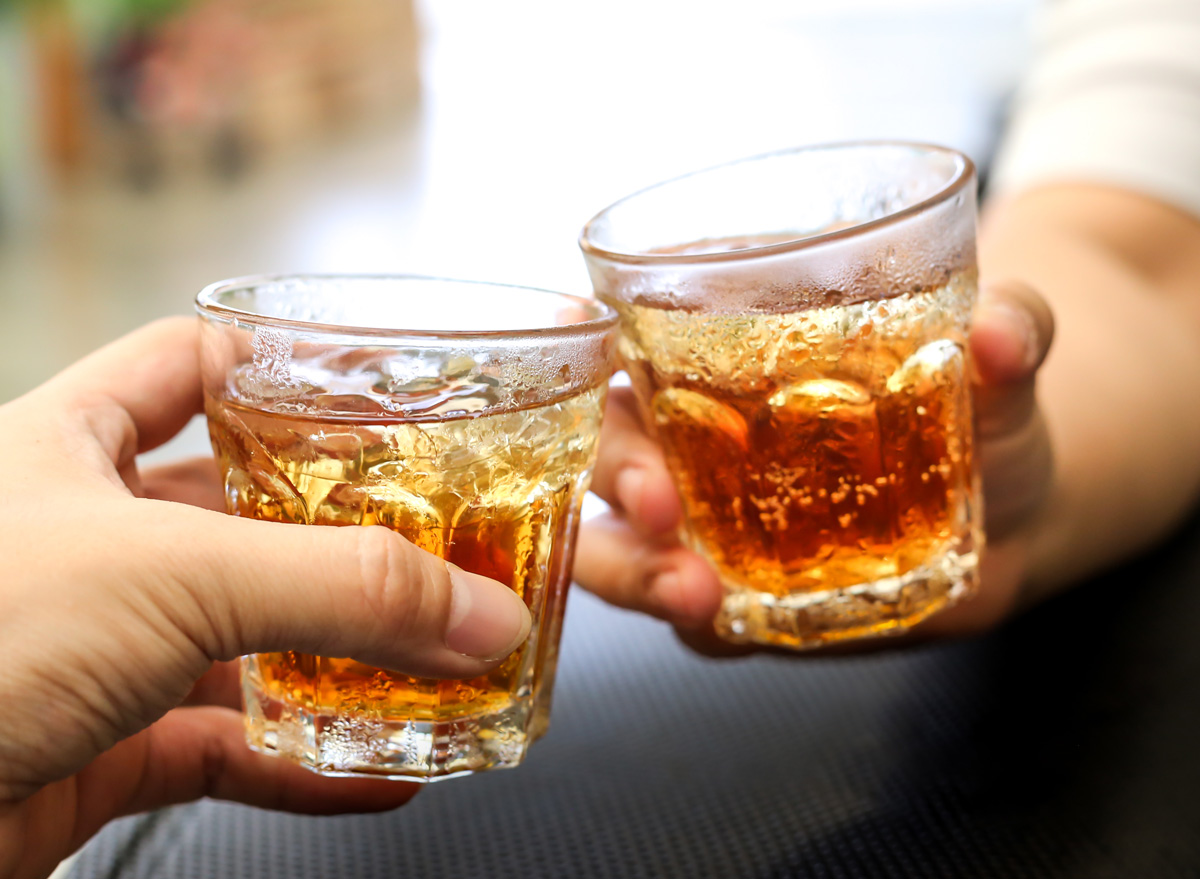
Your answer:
[197,275,617,779]
[580,143,981,649]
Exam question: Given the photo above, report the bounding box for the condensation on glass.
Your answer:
[580,143,982,650]
[197,276,617,780]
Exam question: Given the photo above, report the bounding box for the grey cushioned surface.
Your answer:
[72,512,1200,878]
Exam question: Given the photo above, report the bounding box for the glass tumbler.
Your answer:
[197,275,616,779]
[580,142,982,650]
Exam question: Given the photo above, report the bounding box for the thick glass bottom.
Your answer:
[242,672,531,782]
[713,548,979,650]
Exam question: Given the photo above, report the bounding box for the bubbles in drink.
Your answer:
[653,388,749,449]
[207,356,605,776]
[608,270,982,646]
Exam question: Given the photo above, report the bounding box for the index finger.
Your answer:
[49,316,203,456]
[591,386,682,536]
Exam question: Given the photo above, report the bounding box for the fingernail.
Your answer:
[444,564,531,660]
[986,299,1040,371]
[616,467,646,517]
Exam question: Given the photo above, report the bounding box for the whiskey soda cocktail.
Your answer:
[197,276,616,779]
[581,143,983,650]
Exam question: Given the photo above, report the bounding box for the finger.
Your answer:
[909,535,1030,637]
[589,387,682,535]
[968,281,1056,538]
[116,707,419,820]
[574,513,722,627]
[142,462,538,678]
[181,661,242,710]
[971,280,1054,384]
[141,457,227,511]
[674,625,760,658]
[970,280,1055,436]
[39,707,416,868]
[671,621,925,659]
[981,403,1054,540]
[50,317,203,460]
[134,502,532,680]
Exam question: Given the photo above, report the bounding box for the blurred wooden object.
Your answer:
[30,0,86,180]
[26,0,420,189]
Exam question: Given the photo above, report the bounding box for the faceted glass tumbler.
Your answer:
[580,143,983,650]
[197,276,617,780]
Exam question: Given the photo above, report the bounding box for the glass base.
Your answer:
[713,549,979,650]
[242,677,531,782]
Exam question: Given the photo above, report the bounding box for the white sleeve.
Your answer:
[990,0,1200,218]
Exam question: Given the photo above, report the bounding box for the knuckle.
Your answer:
[72,392,140,470]
[974,387,1037,439]
[354,526,406,616]
[199,726,231,799]
[139,512,246,662]
[618,543,662,610]
[142,315,199,348]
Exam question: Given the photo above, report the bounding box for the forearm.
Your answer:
[980,185,1200,596]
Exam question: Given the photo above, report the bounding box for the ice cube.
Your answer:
[383,423,439,459]
[295,430,363,483]
[886,340,963,396]
[364,462,447,556]
[313,482,369,527]
[652,388,749,449]
[216,409,310,524]
[768,378,871,414]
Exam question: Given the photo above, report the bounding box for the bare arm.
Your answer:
[575,183,1200,643]
[980,184,1200,598]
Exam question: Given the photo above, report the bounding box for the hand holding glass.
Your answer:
[198,276,615,779]
[580,143,982,650]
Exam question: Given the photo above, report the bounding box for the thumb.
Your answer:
[137,503,532,680]
[970,279,1055,432]
[969,280,1056,539]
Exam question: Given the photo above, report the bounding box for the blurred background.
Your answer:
[0,0,1039,446]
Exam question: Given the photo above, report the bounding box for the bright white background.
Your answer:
[1,0,1038,445]
[30,7,1037,871]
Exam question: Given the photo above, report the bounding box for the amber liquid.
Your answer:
[608,272,981,647]
[207,378,604,773]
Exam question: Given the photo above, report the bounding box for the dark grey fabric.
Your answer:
[71,512,1200,879]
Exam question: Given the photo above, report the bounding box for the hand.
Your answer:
[574,280,1055,651]
[0,319,531,879]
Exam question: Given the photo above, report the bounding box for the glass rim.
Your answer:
[578,140,976,266]
[194,274,619,341]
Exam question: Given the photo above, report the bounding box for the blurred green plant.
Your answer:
[115,0,192,22]
[0,0,191,24]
